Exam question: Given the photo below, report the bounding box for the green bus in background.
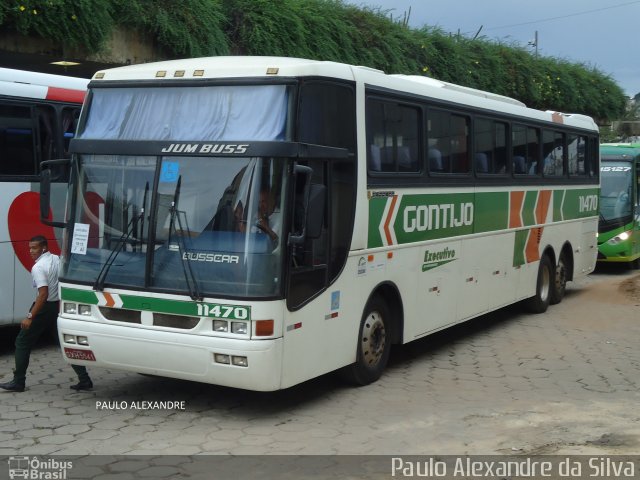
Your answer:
[598,143,640,267]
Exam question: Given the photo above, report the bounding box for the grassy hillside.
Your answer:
[0,0,626,119]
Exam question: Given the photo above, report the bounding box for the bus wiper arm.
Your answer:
[93,182,149,291]
[168,176,203,301]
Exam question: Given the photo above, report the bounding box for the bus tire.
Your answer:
[550,252,568,305]
[525,254,552,314]
[342,296,391,386]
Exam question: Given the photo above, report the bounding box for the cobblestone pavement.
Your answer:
[0,266,639,457]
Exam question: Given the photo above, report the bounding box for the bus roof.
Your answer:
[90,56,598,132]
[0,67,88,103]
[600,143,640,159]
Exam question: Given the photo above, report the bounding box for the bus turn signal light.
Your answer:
[255,320,274,336]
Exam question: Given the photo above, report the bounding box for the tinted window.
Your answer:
[299,82,355,150]
[367,99,420,173]
[568,134,588,176]
[474,118,508,174]
[0,103,36,176]
[428,109,470,174]
[542,130,565,176]
[512,124,540,175]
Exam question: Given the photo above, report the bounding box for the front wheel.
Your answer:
[524,254,552,314]
[342,297,391,386]
[550,252,568,305]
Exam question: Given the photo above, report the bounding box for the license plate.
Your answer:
[64,347,96,361]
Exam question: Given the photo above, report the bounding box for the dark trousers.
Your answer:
[13,301,90,385]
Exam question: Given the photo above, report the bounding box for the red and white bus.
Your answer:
[0,68,88,326]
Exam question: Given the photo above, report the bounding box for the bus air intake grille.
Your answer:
[153,313,200,329]
[99,307,141,324]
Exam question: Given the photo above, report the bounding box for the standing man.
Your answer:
[0,235,93,392]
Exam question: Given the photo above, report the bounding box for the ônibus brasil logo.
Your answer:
[8,456,72,480]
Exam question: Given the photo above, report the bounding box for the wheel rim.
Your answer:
[540,262,551,302]
[361,311,386,367]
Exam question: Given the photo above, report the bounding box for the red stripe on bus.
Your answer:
[46,86,86,104]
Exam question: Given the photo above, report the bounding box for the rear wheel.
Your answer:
[525,254,552,313]
[550,252,568,305]
[342,297,391,386]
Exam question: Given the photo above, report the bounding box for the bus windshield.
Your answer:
[62,154,288,298]
[600,161,633,222]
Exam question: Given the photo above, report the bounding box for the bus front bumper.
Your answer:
[57,317,284,391]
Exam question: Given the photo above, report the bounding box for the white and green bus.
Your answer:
[41,57,599,391]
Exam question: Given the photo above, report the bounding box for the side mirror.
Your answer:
[40,159,69,228]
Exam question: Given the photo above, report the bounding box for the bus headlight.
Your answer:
[213,320,228,332]
[231,322,248,335]
[608,231,632,244]
[78,305,92,316]
[63,303,77,314]
[214,353,230,364]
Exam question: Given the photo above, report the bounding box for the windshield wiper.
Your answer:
[168,176,203,301]
[93,182,149,291]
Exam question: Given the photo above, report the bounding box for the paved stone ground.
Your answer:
[0,266,638,458]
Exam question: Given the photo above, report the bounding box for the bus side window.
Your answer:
[367,99,420,174]
[0,103,36,176]
[512,124,540,175]
[37,106,55,163]
[427,109,469,174]
[62,107,81,156]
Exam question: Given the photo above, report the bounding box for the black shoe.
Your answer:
[70,380,93,391]
[0,380,25,392]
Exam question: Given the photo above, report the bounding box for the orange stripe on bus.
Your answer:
[535,190,552,224]
[383,195,398,246]
[509,191,524,228]
[103,292,115,308]
[525,227,543,263]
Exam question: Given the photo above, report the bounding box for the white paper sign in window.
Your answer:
[71,223,90,255]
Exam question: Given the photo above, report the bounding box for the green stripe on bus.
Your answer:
[61,288,251,320]
[522,191,538,226]
[474,192,508,233]
[394,192,475,244]
[513,230,528,267]
[553,190,565,222]
[562,188,599,219]
[60,288,98,304]
[367,188,599,249]
[368,196,387,248]
[119,294,198,316]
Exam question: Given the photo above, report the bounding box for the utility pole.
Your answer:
[528,31,538,58]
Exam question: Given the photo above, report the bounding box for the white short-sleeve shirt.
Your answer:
[31,251,60,301]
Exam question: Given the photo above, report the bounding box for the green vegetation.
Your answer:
[0,0,626,120]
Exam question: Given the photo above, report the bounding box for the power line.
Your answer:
[484,0,640,31]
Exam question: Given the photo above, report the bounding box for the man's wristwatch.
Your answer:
[27,313,32,319]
